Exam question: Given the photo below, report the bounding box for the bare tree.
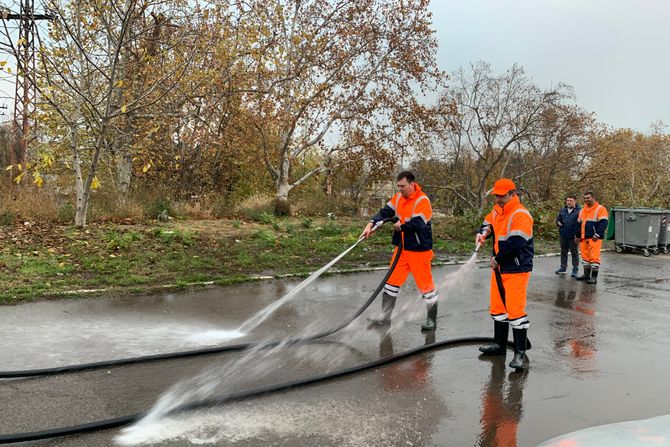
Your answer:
[431,62,574,210]
[4,0,190,227]
[239,0,443,214]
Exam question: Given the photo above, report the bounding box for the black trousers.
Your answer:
[560,236,580,269]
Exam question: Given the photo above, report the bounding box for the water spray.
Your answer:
[0,218,512,445]
[238,216,398,334]
[0,217,402,380]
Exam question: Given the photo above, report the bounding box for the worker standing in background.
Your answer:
[555,194,581,277]
[574,191,608,285]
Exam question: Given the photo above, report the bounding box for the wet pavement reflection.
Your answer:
[377,329,436,393]
[477,357,527,447]
[552,283,598,374]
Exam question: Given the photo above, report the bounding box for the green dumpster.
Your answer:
[606,208,616,240]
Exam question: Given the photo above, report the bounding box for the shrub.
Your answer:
[254,229,276,247]
[0,210,15,226]
[104,230,142,251]
[292,189,358,216]
[259,211,276,225]
[236,193,274,221]
[144,197,175,220]
[152,228,197,246]
[57,202,75,223]
[301,217,313,229]
[210,195,234,218]
[319,221,343,236]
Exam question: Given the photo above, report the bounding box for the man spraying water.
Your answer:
[476,178,534,370]
[360,171,439,331]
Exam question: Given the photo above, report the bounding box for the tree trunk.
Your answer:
[274,181,291,216]
[116,151,133,195]
[71,123,88,228]
[274,155,292,215]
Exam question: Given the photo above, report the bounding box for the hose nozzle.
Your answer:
[359,217,399,242]
[373,216,399,231]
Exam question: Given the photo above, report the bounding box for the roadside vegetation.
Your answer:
[0,0,660,302]
[0,187,564,303]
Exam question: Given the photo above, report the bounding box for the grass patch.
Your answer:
[0,216,562,303]
[0,211,16,226]
[104,230,143,250]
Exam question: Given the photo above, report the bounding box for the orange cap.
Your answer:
[491,178,516,196]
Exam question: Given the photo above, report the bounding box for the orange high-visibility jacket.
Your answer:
[371,183,433,251]
[576,202,608,239]
[481,196,534,273]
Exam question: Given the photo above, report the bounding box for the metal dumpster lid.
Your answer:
[612,207,666,214]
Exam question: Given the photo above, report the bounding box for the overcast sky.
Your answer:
[429,0,670,132]
[0,1,668,133]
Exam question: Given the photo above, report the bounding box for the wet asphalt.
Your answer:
[1,251,669,446]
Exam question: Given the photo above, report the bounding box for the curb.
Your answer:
[58,252,571,296]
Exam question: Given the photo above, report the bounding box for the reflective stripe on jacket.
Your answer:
[576,202,608,239]
[371,183,433,251]
[481,195,534,273]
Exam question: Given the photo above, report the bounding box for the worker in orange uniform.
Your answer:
[574,191,608,284]
[475,179,534,370]
[360,171,439,331]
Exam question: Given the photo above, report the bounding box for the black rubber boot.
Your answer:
[575,266,591,281]
[367,292,396,326]
[586,270,599,284]
[421,302,438,331]
[479,320,509,356]
[509,328,528,370]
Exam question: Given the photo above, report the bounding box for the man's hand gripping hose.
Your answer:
[358,216,400,242]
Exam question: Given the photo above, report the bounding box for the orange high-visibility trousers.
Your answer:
[580,239,602,266]
[386,248,435,294]
[489,271,531,323]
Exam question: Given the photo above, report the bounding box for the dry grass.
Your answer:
[0,177,364,224]
[0,181,61,222]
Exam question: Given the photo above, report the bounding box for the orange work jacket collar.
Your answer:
[582,201,601,214]
[493,195,522,217]
[398,183,424,202]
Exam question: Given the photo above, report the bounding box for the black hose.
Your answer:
[0,219,403,379]
[0,335,502,444]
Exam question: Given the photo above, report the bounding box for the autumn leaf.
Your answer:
[91,176,101,190]
[33,171,44,188]
[13,172,25,184]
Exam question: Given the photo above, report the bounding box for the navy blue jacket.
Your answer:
[556,205,581,239]
[371,187,433,252]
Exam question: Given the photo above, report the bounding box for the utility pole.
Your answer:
[1,0,53,165]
